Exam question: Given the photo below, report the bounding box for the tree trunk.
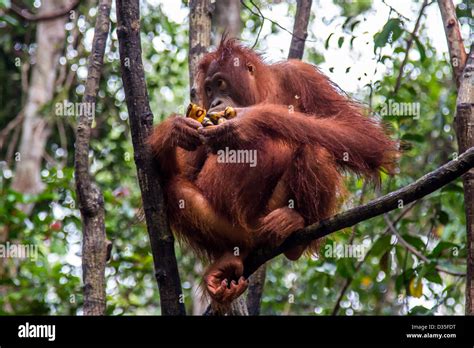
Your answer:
[246,0,313,315]
[437,0,468,88]
[75,0,112,316]
[437,0,473,315]
[288,0,312,60]
[189,0,212,104]
[246,264,267,315]
[116,0,186,316]
[213,0,241,44]
[12,0,68,210]
[454,45,474,314]
[191,261,209,315]
[4,0,69,312]
[188,0,220,316]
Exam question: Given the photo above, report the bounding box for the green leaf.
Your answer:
[380,55,391,63]
[440,183,464,194]
[395,268,415,292]
[336,258,356,278]
[350,20,361,32]
[1,13,19,27]
[423,265,443,285]
[374,18,404,50]
[405,85,418,96]
[350,36,356,47]
[325,33,335,50]
[402,235,425,251]
[436,210,450,225]
[342,16,354,29]
[394,46,405,54]
[338,36,344,48]
[414,36,426,62]
[401,133,425,143]
[455,2,470,18]
[0,0,11,9]
[370,235,392,257]
[409,305,430,315]
[429,241,457,259]
[395,273,404,292]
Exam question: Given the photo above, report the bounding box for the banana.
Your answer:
[186,103,236,127]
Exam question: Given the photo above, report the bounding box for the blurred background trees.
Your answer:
[0,0,471,315]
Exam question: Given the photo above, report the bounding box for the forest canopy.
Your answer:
[0,0,472,316]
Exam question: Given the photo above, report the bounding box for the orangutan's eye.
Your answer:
[246,63,255,74]
[217,79,227,91]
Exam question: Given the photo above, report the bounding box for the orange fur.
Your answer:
[148,39,398,307]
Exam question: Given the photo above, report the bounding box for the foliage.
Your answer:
[0,0,468,315]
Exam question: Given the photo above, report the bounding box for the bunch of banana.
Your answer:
[186,103,236,127]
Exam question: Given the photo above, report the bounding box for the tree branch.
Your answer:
[115,0,186,316]
[242,147,474,278]
[241,0,317,49]
[0,113,24,150]
[383,214,464,276]
[74,0,112,316]
[10,0,79,22]
[381,0,410,21]
[332,203,418,315]
[393,0,429,94]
